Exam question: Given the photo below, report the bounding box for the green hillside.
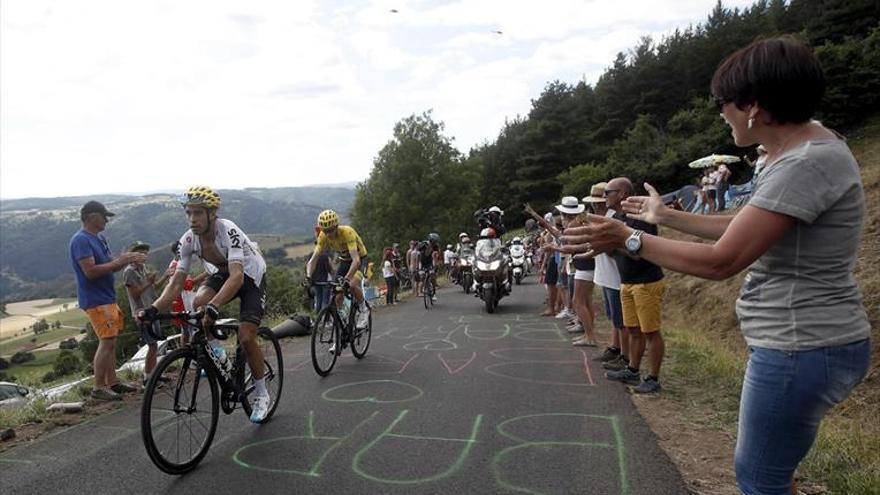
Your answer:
[0,186,352,302]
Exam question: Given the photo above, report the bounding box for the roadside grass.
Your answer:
[661,326,745,432]
[804,416,880,495]
[0,382,93,430]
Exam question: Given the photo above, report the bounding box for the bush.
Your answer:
[53,350,83,377]
[0,357,9,370]
[59,338,78,350]
[11,351,36,365]
[41,371,58,383]
[0,371,16,382]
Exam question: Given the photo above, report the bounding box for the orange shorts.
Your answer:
[85,303,124,339]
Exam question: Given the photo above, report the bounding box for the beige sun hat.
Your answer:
[582,182,607,203]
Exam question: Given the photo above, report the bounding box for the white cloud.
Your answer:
[1,0,755,199]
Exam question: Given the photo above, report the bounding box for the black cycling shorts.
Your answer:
[337,256,368,279]
[204,272,267,325]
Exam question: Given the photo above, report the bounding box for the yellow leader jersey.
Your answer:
[315,225,368,260]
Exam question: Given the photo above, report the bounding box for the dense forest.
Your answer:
[351,0,880,251]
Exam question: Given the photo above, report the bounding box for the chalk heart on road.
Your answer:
[321,380,424,403]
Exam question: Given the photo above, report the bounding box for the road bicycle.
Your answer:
[420,268,435,309]
[311,278,373,376]
[139,311,283,474]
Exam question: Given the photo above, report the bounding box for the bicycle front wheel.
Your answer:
[351,303,372,359]
[240,327,284,423]
[141,347,219,474]
[311,306,340,376]
[423,280,432,309]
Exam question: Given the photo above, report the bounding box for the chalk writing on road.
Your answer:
[493,413,629,495]
[321,380,424,403]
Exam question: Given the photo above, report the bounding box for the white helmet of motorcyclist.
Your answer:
[488,206,503,215]
[512,237,522,244]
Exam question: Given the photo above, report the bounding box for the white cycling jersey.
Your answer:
[176,218,266,283]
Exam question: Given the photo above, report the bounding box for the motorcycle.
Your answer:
[509,243,527,285]
[473,233,511,313]
[457,246,475,294]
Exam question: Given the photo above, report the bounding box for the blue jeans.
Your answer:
[313,284,332,312]
[735,339,871,495]
[601,287,623,328]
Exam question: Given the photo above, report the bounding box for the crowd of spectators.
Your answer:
[539,35,870,495]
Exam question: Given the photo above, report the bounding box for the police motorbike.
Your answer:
[509,242,527,285]
[457,246,475,294]
[473,229,511,313]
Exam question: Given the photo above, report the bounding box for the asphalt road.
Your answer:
[0,278,688,495]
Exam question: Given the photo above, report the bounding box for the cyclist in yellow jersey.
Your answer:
[306,210,370,329]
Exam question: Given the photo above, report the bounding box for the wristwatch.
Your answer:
[625,229,644,255]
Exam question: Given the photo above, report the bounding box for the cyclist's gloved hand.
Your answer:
[202,303,220,329]
[140,305,159,322]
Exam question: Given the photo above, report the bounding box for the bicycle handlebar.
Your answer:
[138,309,234,340]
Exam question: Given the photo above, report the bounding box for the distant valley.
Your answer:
[0,186,354,302]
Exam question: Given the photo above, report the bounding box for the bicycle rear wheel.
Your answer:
[240,327,284,423]
[311,306,340,376]
[351,303,372,358]
[141,347,219,474]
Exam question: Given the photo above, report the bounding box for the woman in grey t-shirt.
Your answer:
[558,36,871,495]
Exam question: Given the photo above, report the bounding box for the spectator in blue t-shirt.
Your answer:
[69,201,145,401]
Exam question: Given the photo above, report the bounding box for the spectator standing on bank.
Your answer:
[123,241,166,384]
[716,162,732,210]
[583,183,628,366]
[311,226,334,312]
[603,178,666,394]
[701,167,717,213]
[382,248,396,305]
[407,240,421,296]
[69,201,143,401]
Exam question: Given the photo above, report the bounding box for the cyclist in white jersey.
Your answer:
[142,186,271,423]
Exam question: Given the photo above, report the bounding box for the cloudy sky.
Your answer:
[1,0,753,200]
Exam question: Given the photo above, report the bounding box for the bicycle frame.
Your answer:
[172,316,250,411]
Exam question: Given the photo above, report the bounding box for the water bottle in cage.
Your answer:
[339,296,351,325]
[208,341,231,378]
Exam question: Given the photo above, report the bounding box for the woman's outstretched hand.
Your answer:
[621,183,666,225]
[556,214,632,258]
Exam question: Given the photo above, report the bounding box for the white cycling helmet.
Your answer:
[489,206,503,215]
[459,232,468,239]
[447,244,453,249]
[513,236,522,243]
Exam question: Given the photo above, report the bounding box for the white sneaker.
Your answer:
[250,393,271,423]
[432,296,438,302]
[555,309,570,319]
[356,306,370,329]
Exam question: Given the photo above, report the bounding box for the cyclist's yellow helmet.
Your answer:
[181,186,221,209]
[317,209,339,230]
